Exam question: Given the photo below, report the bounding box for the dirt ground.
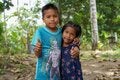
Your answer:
[0,54,120,80]
[82,59,120,80]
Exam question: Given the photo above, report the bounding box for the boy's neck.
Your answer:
[46,27,57,32]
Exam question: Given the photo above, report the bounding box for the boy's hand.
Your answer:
[34,39,42,57]
[70,46,80,59]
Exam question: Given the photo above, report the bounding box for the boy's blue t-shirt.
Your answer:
[31,26,62,80]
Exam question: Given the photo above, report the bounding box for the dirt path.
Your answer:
[82,59,120,80]
[0,54,120,80]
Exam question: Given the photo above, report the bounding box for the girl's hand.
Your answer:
[71,37,80,58]
[70,46,80,58]
[73,37,80,44]
[34,39,42,57]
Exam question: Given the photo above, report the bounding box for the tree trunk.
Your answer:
[90,0,99,50]
[56,0,62,25]
[3,0,7,49]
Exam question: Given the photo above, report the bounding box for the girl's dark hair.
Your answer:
[62,21,82,37]
[42,3,59,18]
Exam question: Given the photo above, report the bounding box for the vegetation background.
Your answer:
[0,0,120,80]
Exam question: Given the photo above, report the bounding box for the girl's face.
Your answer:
[62,27,76,46]
[42,9,59,32]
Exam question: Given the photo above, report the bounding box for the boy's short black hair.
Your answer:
[42,3,59,18]
[62,21,82,37]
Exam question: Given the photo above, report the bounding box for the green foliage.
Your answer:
[0,0,13,13]
[31,0,41,13]
[0,22,4,41]
[51,0,120,50]
[97,0,120,32]
[0,0,14,54]
[1,1,41,54]
[0,2,4,13]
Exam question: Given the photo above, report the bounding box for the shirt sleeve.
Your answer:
[30,29,41,53]
[31,29,41,53]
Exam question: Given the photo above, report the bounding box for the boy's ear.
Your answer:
[42,18,44,20]
[42,18,45,22]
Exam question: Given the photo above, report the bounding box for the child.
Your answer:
[31,3,80,80]
[61,21,83,80]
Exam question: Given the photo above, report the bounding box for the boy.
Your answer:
[31,3,79,80]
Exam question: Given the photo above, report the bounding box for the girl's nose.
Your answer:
[66,33,70,38]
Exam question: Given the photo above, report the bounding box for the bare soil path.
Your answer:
[0,54,120,80]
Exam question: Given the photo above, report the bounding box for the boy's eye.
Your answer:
[53,15,58,18]
[46,15,58,19]
[46,16,51,18]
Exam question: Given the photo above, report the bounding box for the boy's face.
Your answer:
[42,9,59,31]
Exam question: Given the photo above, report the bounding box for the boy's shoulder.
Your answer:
[57,26,62,31]
[36,25,45,31]
[38,25,45,29]
[36,25,62,33]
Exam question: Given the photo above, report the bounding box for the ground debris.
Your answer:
[0,53,120,80]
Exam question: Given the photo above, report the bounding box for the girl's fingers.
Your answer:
[73,37,80,44]
[70,47,74,55]
[70,47,76,58]
[70,47,79,58]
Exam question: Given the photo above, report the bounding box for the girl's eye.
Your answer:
[65,30,69,33]
[71,33,75,37]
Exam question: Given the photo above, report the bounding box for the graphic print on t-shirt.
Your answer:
[46,39,61,80]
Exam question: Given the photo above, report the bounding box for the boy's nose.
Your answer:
[50,17,54,20]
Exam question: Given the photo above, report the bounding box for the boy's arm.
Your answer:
[31,28,42,58]
[33,39,42,58]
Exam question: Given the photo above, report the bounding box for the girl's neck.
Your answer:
[63,43,71,47]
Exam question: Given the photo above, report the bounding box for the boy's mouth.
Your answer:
[50,22,56,24]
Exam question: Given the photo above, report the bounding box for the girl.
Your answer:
[61,21,83,80]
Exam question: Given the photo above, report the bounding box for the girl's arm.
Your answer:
[71,37,80,58]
